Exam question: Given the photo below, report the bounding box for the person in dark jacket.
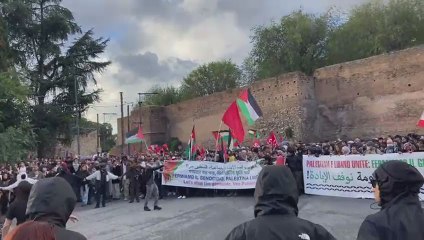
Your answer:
[1,181,32,237]
[26,177,87,240]
[76,164,90,206]
[56,163,80,201]
[225,166,336,240]
[356,160,424,240]
[124,162,142,203]
[286,146,304,194]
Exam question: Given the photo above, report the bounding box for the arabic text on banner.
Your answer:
[162,160,262,189]
[303,152,424,199]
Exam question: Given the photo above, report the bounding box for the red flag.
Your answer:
[252,139,261,148]
[267,132,277,147]
[162,144,169,152]
[418,110,424,128]
[222,101,245,142]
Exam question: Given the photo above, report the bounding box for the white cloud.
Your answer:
[62,0,368,133]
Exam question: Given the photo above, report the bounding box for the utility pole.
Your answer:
[74,78,80,158]
[127,104,131,155]
[120,92,124,155]
[96,113,100,156]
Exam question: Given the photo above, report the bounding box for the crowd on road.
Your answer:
[0,132,423,239]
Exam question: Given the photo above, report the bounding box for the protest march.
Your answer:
[2,0,424,239]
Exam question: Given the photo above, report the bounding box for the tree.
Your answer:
[1,0,110,157]
[0,15,34,162]
[327,0,424,64]
[244,10,335,81]
[143,86,183,106]
[180,60,241,98]
[99,123,115,153]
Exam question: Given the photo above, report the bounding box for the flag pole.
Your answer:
[140,124,149,153]
[215,121,223,152]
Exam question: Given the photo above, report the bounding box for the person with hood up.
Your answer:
[1,181,32,237]
[356,160,424,240]
[25,177,86,240]
[225,166,336,240]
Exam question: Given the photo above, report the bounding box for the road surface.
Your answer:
[69,195,375,240]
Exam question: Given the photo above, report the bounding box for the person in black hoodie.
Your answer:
[225,166,336,240]
[25,177,87,240]
[286,146,304,194]
[356,160,424,240]
[1,181,32,237]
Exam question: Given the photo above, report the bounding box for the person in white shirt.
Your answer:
[0,172,37,191]
[85,164,119,208]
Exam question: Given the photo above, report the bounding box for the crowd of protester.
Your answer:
[0,132,421,239]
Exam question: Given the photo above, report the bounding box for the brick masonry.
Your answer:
[117,46,424,150]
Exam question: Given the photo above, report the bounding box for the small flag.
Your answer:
[248,129,259,139]
[186,125,196,160]
[418,110,424,128]
[236,89,263,126]
[125,127,144,144]
[267,132,278,147]
[212,130,230,142]
[252,139,261,148]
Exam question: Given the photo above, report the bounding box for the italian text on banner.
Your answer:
[303,152,424,199]
[162,160,262,189]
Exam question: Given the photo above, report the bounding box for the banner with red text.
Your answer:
[303,153,424,199]
[162,160,262,189]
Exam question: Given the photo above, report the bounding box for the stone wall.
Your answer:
[56,130,98,157]
[313,46,424,140]
[116,46,424,150]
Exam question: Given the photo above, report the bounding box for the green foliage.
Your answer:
[245,0,424,81]
[143,60,241,106]
[1,0,110,157]
[284,127,294,139]
[143,86,183,106]
[180,60,241,98]
[327,0,424,64]
[168,137,182,152]
[0,126,35,162]
[245,10,335,81]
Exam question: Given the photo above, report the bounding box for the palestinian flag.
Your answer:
[213,130,238,150]
[248,129,259,139]
[125,126,144,144]
[212,130,230,142]
[186,125,196,160]
[418,110,424,128]
[236,89,263,126]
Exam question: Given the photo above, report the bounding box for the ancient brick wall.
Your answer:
[117,46,424,149]
[313,46,424,140]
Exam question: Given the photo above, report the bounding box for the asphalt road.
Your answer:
[68,195,375,240]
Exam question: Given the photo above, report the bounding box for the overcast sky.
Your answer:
[61,0,366,133]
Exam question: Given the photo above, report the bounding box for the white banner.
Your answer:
[303,152,424,199]
[162,160,262,189]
